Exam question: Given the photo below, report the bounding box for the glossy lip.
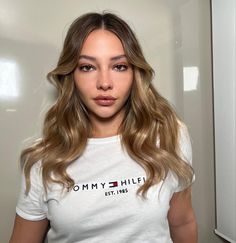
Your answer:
[94,95,117,100]
[93,95,117,106]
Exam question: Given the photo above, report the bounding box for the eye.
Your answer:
[79,64,95,72]
[113,64,128,72]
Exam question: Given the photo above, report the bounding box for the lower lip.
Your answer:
[94,99,116,106]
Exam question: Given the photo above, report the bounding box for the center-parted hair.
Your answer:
[21,12,194,199]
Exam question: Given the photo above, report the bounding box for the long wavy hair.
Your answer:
[21,12,194,199]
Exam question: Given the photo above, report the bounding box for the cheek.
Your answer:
[115,71,133,93]
[117,84,133,103]
[74,76,94,97]
[122,75,133,96]
[74,84,91,107]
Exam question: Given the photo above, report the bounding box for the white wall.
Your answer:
[212,0,236,242]
[0,0,225,242]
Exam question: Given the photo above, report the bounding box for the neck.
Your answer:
[89,112,124,138]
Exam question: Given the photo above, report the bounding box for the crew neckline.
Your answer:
[87,134,121,144]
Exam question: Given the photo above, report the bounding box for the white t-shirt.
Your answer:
[16,123,194,243]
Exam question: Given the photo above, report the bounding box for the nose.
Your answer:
[96,69,113,90]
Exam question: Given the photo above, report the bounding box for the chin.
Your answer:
[95,113,117,119]
[91,110,122,120]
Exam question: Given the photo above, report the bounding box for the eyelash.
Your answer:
[78,64,129,72]
[79,64,95,72]
[113,64,128,72]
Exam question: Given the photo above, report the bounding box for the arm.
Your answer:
[9,214,49,243]
[167,187,198,243]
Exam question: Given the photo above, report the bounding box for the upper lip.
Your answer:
[94,95,116,100]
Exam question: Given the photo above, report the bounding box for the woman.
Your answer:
[10,12,197,243]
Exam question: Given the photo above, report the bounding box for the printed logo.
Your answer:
[109,181,118,188]
[68,176,146,197]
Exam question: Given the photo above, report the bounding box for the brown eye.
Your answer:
[114,64,128,72]
[79,64,95,72]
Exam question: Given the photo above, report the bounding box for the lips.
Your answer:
[94,95,117,106]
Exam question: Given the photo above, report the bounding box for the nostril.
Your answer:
[97,80,113,90]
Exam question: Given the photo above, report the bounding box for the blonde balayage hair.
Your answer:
[21,12,194,199]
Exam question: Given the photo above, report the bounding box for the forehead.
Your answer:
[80,29,125,55]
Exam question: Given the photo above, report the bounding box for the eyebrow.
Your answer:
[78,54,127,61]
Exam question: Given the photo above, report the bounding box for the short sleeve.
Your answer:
[172,122,195,192]
[16,161,47,221]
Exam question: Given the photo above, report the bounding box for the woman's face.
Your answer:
[74,29,133,125]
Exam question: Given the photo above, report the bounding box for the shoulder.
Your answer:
[27,160,43,178]
[22,160,44,192]
[177,120,192,164]
[156,120,192,156]
[177,119,190,139]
